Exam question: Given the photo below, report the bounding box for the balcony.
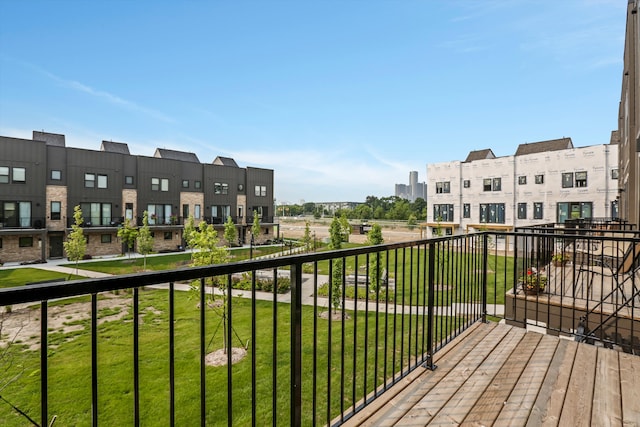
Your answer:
[1,229,638,425]
[0,216,46,229]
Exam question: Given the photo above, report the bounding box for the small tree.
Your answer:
[117,218,138,258]
[302,221,313,252]
[251,210,261,243]
[183,215,196,249]
[407,213,417,230]
[136,211,154,270]
[63,205,87,274]
[339,213,351,243]
[223,216,237,247]
[366,223,384,292]
[329,216,343,313]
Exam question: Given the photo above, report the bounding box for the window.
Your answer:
[97,174,108,189]
[161,178,169,192]
[125,176,134,185]
[1,201,31,227]
[151,178,160,191]
[557,202,593,223]
[125,203,133,220]
[479,203,505,224]
[80,202,112,226]
[182,204,189,219]
[518,176,527,185]
[575,171,587,187]
[463,180,470,188]
[0,238,2,248]
[463,203,470,218]
[101,234,112,244]
[517,203,527,219]
[51,170,61,180]
[433,204,454,222]
[182,180,189,188]
[194,180,201,189]
[164,231,173,240]
[12,167,25,183]
[194,204,201,219]
[85,173,96,188]
[214,182,229,195]
[483,178,501,191]
[611,169,619,180]
[212,205,231,221]
[562,172,573,188]
[533,202,544,219]
[435,181,450,194]
[51,201,61,220]
[0,167,8,183]
[254,185,267,197]
[535,174,544,184]
[147,204,172,224]
[19,236,33,247]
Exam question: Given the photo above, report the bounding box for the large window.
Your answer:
[483,178,501,192]
[194,204,201,219]
[433,204,454,222]
[533,202,544,219]
[147,204,172,225]
[97,174,108,189]
[254,185,267,197]
[51,201,61,220]
[152,178,169,192]
[80,202,112,226]
[517,203,527,219]
[435,181,450,194]
[557,202,593,223]
[212,205,231,222]
[479,203,505,224]
[0,201,31,227]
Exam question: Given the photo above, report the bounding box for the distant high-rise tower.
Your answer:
[409,171,418,200]
[395,171,426,202]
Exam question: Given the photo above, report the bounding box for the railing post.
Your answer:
[424,241,437,371]
[482,233,488,323]
[290,262,303,425]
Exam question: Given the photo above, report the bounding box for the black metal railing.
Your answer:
[1,229,638,426]
[0,216,47,229]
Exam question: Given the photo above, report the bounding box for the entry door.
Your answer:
[49,235,64,258]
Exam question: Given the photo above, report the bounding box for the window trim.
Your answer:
[518,176,527,185]
[85,173,96,188]
[12,167,26,183]
[97,174,108,189]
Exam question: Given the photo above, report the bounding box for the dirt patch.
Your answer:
[205,347,247,366]
[318,310,351,321]
[0,295,133,351]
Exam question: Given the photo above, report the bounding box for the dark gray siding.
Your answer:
[46,145,67,185]
[137,156,183,214]
[246,167,274,221]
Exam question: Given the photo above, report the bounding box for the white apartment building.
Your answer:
[426,138,619,237]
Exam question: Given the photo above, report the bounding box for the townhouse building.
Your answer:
[426,138,619,237]
[0,131,275,263]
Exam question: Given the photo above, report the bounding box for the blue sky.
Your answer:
[0,0,627,203]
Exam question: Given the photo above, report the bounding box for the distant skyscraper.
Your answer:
[395,171,426,202]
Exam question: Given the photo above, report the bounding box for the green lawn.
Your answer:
[0,288,469,426]
[0,268,83,289]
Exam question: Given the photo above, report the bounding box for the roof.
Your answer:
[464,149,496,162]
[33,131,65,147]
[101,141,130,154]
[154,148,200,163]
[515,137,573,156]
[213,156,239,167]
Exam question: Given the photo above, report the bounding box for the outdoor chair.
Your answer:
[576,241,640,304]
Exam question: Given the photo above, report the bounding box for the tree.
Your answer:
[183,215,196,249]
[63,205,87,275]
[328,216,343,313]
[117,218,138,258]
[136,211,154,270]
[407,213,418,230]
[366,223,384,291]
[251,210,261,243]
[223,216,237,247]
[186,221,232,352]
[339,213,351,243]
[302,221,313,252]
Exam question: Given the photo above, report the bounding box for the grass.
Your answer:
[0,288,470,426]
[0,268,83,289]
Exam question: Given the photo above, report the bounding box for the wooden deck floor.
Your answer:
[341,322,640,427]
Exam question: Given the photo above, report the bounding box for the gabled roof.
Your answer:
[213,156,239,167]
[101,141,130,154]
[33,131,65,147]
[515,138,573,156]
[464,149,496,162]
[154,148,200,163]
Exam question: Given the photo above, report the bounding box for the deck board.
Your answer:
[342,322,639,427]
